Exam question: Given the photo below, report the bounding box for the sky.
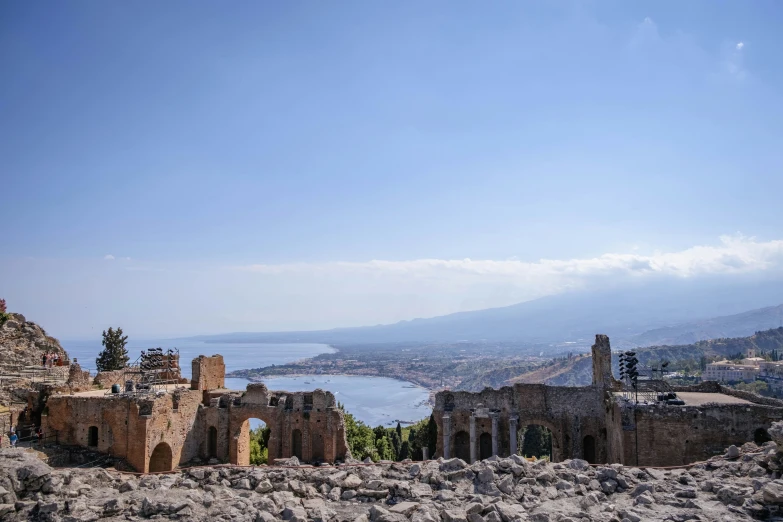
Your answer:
[1,1,782,339]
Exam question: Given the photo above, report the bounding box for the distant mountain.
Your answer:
[194,276,783,345]
[623,304,783,348]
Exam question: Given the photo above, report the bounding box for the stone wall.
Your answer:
[433,335,612,464]
[192,355,225,391]
[614,399,783,466]
[41,356,349,471]
[93,368,140,389]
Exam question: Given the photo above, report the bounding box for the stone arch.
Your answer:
[207,426,218,458]
[583,435,596,464]
[454,430,470,462]
[479,432,492,460]
[519,420,557,461]
[87,426,98,447]
[229,408,277,466]
[149,442,173,472]
[292,429,303,460]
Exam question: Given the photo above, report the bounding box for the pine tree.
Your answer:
[396,422,402,440]
[399,440,410,461]
[96,327,130,372]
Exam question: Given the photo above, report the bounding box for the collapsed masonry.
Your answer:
[434,335,783,467]
[41,355,349,472]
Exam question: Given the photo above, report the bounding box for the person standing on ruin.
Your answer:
[9,431,17,447]
[42,353,47,367]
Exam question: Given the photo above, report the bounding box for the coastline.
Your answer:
[227,369,439,407]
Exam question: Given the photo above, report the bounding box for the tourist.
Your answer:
[42,353,47,367]
[37,428,44,445]
[9,432,18,447]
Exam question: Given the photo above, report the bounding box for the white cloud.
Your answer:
[235,235,783,283]
[103,254,115,261]
[736,42,744,50]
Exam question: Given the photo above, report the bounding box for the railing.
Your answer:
[9,430,59,449]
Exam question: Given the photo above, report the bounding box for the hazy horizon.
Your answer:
[2,2,783,339]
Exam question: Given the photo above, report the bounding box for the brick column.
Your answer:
[491,414,499,457]
[442,414,451,459]
[469,415,477,463]
[509,415,518,456]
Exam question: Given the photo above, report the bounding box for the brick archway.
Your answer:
[229,408,277,466]
[149,442,173,472]
[518,418,562,462]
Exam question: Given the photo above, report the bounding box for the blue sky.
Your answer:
[2,2,783,338]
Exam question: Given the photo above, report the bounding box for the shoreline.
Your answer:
[228,371,433,392]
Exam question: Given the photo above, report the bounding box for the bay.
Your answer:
[61,339,431,427]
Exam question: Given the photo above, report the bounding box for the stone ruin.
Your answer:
[18,334,783,474]
[41,355,349,472]
[434,335,783,467]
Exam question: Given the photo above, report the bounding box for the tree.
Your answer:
[249,425,270,465]
[398,440,410,461]
[396,422,403,440]
[522,425,552,459]
[0,298,8,327]
[96,327,130,372]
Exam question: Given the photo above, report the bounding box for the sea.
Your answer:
[61,338,432,428]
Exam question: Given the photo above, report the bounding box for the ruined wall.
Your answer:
[66,363,91,392]
[614,400,783,466]
[201,384,348,465]
[42,394,149,471]
[191,355,225,391]
[433,383,608,463]
[142,389,203,472]
[42,388,203,472]
[432,335,615,464]
[93,368,140,389]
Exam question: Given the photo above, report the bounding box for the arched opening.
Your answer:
[754,427,772,445]
[247,418,269,465]
[292,429,303,460]
[520,424,553,460]
[149,442,173,472]
[583,435,596,464]
[454,430,470,462]
[207,426,218,458]
[88,426,98,447]
[479,432,492,460]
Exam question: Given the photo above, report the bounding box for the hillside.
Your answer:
[194,278,783,345]
[623,304,783,347]
[0,312,69,405]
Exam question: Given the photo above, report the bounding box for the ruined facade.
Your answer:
[42,355,349,472]
[433,335,783,467]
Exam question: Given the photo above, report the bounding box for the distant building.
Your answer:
[703,360,759,382]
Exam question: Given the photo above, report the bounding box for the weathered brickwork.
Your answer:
[191,355,225,391]
[42,355,348,472]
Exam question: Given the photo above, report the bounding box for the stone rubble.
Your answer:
[6,429,783,522]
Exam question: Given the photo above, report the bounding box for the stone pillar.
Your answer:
[442,414,451,459]
[422,447,429,461]
[469,415,477,463]
[509,416,518,456]
[491,414,499,457]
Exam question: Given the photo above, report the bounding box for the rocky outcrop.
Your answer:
[5,431,783,521]
[0,314,68,371]
[0,314,70,406]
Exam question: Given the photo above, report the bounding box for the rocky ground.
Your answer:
[5,438,783,522]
